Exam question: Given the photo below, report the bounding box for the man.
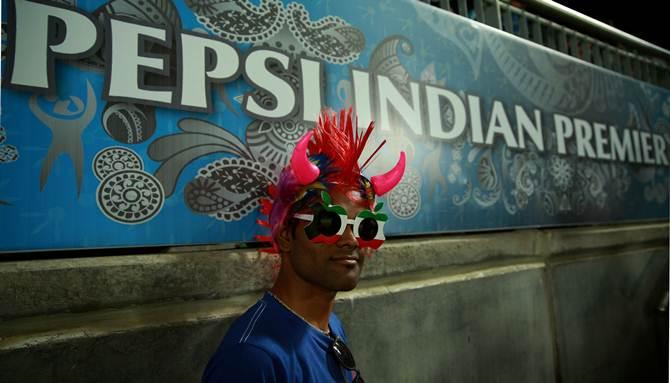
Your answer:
[202,109,405,382]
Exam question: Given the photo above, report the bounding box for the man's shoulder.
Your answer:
[223,295,296,354]
[203,295,350,383]
[202,297,292,383]
[328,311,346,339]
[202,339,283,382]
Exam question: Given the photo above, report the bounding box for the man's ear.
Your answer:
[277,224,293,253]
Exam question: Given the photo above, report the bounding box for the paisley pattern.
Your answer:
[248,58,304,117]
[256,25,311,58]
[449,139,636,216]
[0,0,668,254]
[500,149,538,214]
[0,145,19,163]
[187,0,285,43]
[485,32,595,115]
[188,0,364,64]
[149,117,291,222]
[147,1,366,226]
[589,70,626,114]
[0,126,17,163]
[363,36,423,219]
[431,40,660,218]
[156,2,367,224]
[147,2,365,224]
[246,118,308,171]
[241,55,312,173]
[368,36,414,99]
[148,118,254,197]
[624,101,668,204]
[96,0,182,28]
[477,152,498,190]
[413,3,484,79]
[185,157,277,221]
[286,3,365,64]
[472,157,502,207]
[1,23,7,61]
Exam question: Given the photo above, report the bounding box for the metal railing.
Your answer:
[421,0,670,89]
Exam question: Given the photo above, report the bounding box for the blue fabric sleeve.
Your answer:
[202,344,278,383]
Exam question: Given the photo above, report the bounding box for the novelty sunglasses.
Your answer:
[292,191,387,249]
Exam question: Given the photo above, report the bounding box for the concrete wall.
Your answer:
[0,222,667,382]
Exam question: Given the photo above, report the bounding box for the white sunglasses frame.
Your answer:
[293,212,385,241]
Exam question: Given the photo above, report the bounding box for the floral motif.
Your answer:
[93,147,144,181]
[0,126,18,164]
[477,153,498,191]
[549,155,574,192]
[0,144,18,163]
[387,183,420,219]
[96,170,165,224]
[447,163,461,184]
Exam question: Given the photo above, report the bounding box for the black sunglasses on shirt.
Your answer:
[329,334,365,383]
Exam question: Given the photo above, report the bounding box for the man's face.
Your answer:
[283,189,369,292]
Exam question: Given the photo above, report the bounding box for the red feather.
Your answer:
[259,198,272,215]
[255,235,273,243]
[267,184,277,198]
[308,108,378,186]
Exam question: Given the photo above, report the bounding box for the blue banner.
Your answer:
[1,0,668,252]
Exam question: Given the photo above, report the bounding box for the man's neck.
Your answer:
[270,282,336,333]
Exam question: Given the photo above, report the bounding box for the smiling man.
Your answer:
[202,109,405,383]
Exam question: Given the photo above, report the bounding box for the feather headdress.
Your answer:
[256,108,406,253]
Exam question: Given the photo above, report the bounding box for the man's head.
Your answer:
[258,108,405,292]
[277,187,370,291]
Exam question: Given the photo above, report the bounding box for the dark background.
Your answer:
[555,0,670,51]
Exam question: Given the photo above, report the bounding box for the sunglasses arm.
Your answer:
[293,213,315,222]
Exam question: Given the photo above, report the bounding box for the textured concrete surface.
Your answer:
[0,292,255,383]
[4,222,665,320]
[0,251,278,320]
[0,310,235,383]
[0,222,667,383]
[0,228,542,320]
[549,247,669,383]
[337,263,555,383]
[1,262,552,383]
[542,222,669,255]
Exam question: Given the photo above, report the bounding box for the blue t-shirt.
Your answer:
[202,292,353,383]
